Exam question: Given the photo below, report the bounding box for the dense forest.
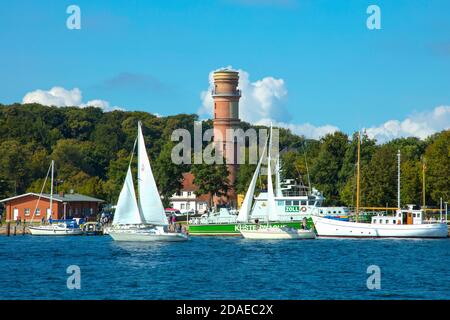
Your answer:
[0,103,448,209]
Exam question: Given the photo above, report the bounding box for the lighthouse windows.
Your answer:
[229,101,238,119]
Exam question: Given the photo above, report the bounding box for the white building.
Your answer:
[169,173,210,214]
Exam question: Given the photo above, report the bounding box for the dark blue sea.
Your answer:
[0,236,449,300]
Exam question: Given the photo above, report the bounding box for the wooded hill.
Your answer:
[0,103,448,208]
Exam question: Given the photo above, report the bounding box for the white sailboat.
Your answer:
[240,125,316,240]
[29,160,83,236]
[108,121,188,242]
[312,134,448,238]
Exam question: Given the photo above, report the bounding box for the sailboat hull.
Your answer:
[240,227,316,240]
[109,227,188,242]
[29,225,83,236]
[312,216,448,238]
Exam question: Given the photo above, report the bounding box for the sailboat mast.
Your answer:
[266,126,272,226]
[50,160,54,220]
[397,150,401,209]
[355,132,360,223]
[422,159,426,208]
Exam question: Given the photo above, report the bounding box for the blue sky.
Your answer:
[0,0,449,141]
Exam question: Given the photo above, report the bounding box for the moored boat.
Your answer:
[29,221,83,236]
[313,206,448,238]
[28,160,83,236]
[239,125,316,240]
[240,226,316,240]
[313,134,447,239]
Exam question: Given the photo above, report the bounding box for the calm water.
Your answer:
[0,235,449,300]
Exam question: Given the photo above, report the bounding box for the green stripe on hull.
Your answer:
[188,219,314,236]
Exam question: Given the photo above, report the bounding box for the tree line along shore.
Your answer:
[0,103,448,210]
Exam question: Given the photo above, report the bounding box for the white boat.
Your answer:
[241,227,316,240]
[312,206,448,238]
[28,160,83,236]
[239,124,316,240]
[108,121,188,242]
[312,136,447,239]
[29,223,83,236]
[108,225,187,242]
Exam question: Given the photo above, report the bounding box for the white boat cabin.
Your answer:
[371,205,424,225]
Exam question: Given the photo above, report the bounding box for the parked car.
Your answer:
[164,208,182,216]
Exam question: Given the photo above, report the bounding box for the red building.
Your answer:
[0,192,104,222]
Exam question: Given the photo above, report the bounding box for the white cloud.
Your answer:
[199,66,290,123]
[257,118,339,139]
[365,106,450,143]
[199,67,339,139]
[22,86,123,112]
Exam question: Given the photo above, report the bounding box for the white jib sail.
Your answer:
[112,166,142,225]
[266,125,279,222]
[137,122,168,226]
[237,136,268,223]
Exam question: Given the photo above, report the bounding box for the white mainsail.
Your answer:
[112,166,142,225]
[137,122,168,226]
[266,125,279,221]
[236,137,268,223]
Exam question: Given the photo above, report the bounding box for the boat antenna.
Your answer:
[302,139,312,195]
[421,156,426,208]
[397,149,401,210]
[355,131,361,223]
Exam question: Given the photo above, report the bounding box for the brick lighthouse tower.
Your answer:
[212,69,241,207]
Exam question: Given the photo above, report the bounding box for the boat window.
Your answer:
[277,201,284,206]
[308,201,315,205]
[301,201,307,206]
[293,201,299,206]
[379,220,382,224]
[286,201,292,206]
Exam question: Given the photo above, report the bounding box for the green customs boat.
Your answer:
[188,132,348,236]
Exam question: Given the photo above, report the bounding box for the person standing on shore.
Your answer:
[0,212,2,227]
[171,214,177,232]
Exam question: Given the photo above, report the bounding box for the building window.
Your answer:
[35,208,41,216]
[186,203,190,210]
[181,204,185,209]
[176,191,182,196]
[187,191,192,197]
[24,208,30,216]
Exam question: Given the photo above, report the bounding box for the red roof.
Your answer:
[181,172,211,203]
